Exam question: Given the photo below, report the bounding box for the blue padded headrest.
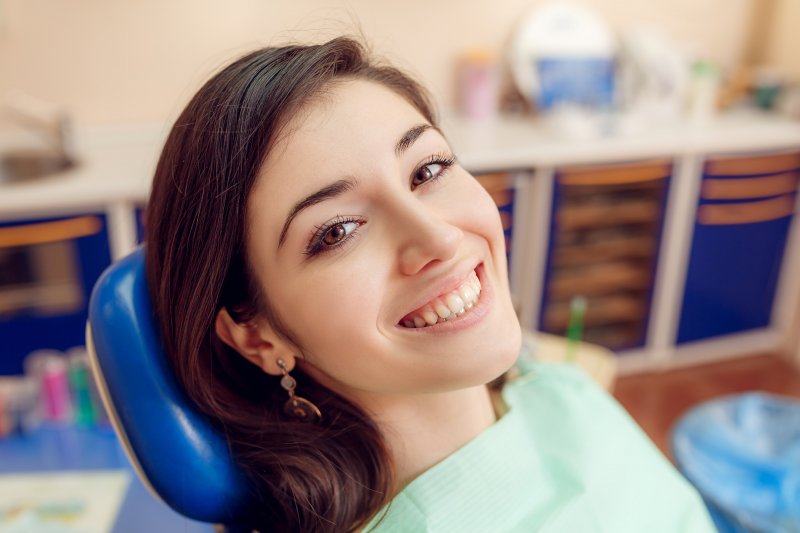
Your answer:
[87,247,253,524]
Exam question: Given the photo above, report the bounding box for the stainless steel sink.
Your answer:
[1,93,78,185]
[0,150,77,184]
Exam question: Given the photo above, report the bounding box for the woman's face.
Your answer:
[245,79,521,405]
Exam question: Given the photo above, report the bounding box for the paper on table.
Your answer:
[0,470,130,533]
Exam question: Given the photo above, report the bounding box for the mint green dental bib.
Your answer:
[364,361,715,532]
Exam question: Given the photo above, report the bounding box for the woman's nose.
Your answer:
[396,202,463,275]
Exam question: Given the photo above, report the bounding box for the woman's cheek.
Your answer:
[299,262,384,342]
[463,177,506,240]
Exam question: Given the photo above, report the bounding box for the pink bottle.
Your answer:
[458,50,500,121]
[40,355,73,423]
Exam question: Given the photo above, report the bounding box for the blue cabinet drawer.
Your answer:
[0,214,112,374]
[677,151,800,344]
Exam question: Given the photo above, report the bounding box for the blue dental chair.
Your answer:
[86,247,256,531]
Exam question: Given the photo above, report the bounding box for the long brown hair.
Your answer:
[145,37,436,532]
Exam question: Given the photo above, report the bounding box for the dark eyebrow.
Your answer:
[395,124,432,156]
[278,124,435,249]
[278,179,356,248]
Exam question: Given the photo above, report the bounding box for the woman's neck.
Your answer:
[366,384,498,491]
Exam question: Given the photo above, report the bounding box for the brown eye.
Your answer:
[322,221,359,245]
[412,163,441,188]
[411,155,457,190]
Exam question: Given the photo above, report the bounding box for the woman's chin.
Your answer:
[490,320,523,377]
[463,320,523,388]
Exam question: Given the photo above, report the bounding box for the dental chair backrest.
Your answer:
[86,246,255,530]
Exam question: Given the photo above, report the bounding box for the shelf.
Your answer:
[547,261,651,297]
[553,235,656,267]
[557,199,662,231]
[544,294,645,330]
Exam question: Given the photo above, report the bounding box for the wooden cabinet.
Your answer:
[1,114,799,375]
[446,112,800,372]
[538,160,671,350]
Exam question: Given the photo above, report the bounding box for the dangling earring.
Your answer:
[276,358,322,423]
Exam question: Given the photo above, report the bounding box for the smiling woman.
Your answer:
[145,37,716,533]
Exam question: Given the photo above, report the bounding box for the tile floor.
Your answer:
[613,353,800,457]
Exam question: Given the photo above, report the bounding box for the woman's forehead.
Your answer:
[254,79,428,200]
[289,80,424,154]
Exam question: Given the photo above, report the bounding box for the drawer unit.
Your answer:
[539,160,672,351]
[677,151,800,344]
[0,214,112,374]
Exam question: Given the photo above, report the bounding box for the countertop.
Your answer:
[0,125,164,219]
[2,111,800,219]
[443,109,800,172]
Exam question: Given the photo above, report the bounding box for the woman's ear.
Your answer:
[215,307,296,375]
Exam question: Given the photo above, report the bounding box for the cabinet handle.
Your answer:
[705,153,800,176]
[0,216,103,248]
[697,194,796,225]
[701,172,798,200]
[559,162,670,186]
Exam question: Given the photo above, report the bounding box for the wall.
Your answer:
[762,0,800,83]
[0,0,757,126]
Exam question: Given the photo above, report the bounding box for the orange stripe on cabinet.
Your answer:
[705,153,800,176]
[0,216,103,248]
[697,194,796,225]
[702,172,798,200]
[558,160,670,186]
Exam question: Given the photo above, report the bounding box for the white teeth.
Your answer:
[471,273,481,292]
[445,293,465,315]
[459,284,475,304]
[421,307,439,325]
[434,300,452,319]
[400,269,483,328]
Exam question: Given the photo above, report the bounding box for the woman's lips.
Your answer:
[400,269,482,327]
[396,264,492,333]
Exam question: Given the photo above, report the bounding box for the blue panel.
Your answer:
[498,193,514,267]
[134,205,146,244]
[0,214,112,375]
[677,214,791,344]
[677,155,799,345]
[538,176,562,332]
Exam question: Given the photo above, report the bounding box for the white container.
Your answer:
[509,1,616,111]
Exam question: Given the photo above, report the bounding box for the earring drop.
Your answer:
[276,358,322,423]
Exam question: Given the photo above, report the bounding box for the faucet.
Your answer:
[0,92,77,183]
